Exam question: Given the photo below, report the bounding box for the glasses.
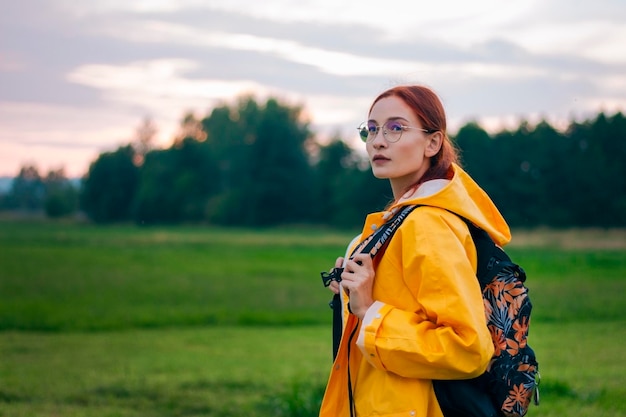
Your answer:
[357,120,434,143]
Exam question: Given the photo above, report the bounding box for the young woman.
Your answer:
[319,85,510,417]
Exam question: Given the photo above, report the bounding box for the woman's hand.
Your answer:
[340,253,375,319]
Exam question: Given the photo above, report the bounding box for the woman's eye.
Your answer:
[367,125,378,133]
[387,122,403,132]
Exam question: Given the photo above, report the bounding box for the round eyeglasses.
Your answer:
[357,120,434,143]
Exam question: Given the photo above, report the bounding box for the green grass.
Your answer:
[530,321,626,417]
[0,221,353,331]
[1,323,624,417]
[515,249,626,323]
[0,326,332,417]
[0,220,625,416]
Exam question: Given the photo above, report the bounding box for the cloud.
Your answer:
[0,102,139,146]
[0,101,142,177]
[1,0,625,177]
[66,58,273,116]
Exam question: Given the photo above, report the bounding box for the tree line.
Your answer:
[2,95,625,229]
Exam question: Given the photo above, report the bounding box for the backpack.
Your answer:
[321,205,540,417]
[432,216,540,417]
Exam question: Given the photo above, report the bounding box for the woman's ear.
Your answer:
[424,131,443,157]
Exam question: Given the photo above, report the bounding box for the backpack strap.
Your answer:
[322,204,418,360]
[356,204,418,259]
[321,204,418,288]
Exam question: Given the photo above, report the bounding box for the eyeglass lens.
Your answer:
[359,120,404,142]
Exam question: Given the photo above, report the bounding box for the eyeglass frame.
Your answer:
[357,120,435,143]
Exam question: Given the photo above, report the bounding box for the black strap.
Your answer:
[346,321,360,417]
[330,293,342,359]
[357,204,418,259]
[334,205,419,417]
[327,204,418,360]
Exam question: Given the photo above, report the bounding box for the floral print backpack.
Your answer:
[433,217,540,417]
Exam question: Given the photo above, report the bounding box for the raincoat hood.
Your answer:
[393,163,511,246]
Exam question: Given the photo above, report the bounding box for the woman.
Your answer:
[319,85,510,417]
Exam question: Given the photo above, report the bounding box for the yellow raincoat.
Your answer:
[319,163,510,417]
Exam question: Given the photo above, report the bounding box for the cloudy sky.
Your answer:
[1,0,625,177]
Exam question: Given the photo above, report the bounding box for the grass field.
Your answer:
[1,219,625,416]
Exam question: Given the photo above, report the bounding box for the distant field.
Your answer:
[509,227,626,250]
[0,220,352,331]
[0,220,625,416]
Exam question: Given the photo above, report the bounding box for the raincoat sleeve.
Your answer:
[356,209,494,380]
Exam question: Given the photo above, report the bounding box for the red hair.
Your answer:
[370,85,459,191]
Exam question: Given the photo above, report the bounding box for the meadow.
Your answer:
[0,219,625,416]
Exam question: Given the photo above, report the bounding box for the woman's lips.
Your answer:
[372,154,390,164]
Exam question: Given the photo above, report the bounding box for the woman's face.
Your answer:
[366,95,440,196]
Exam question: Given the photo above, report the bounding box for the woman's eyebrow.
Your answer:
[367,116,409,123]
